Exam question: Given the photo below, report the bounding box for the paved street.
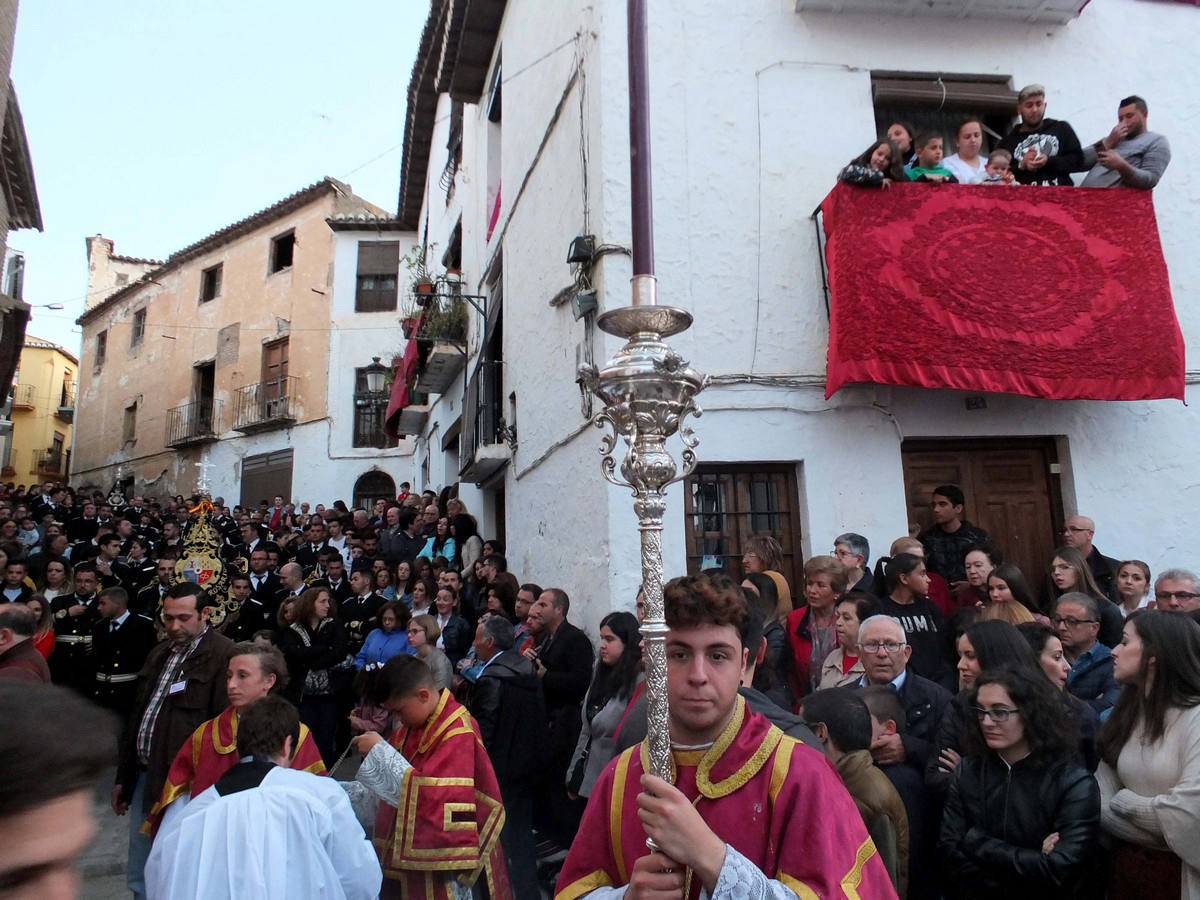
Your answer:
[81,767,129,900]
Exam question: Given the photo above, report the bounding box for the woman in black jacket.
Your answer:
[939,667,1099,899]
[278,586,348,767]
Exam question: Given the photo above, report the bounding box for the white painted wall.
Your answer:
[401,0,1200,631]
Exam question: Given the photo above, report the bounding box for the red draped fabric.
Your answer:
[385,312,426,439]
[821,182,1184,402]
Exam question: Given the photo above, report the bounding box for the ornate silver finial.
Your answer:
[587,291,707,784]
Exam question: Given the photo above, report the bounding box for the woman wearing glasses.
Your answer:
[939,667,1100,899]
[1097,610,1200,899]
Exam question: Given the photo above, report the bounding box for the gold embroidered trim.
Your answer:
[768,736,795,808]
[555,869,614,900]
[610,749,635,882]
[779,872,821,899]
[697,699,781,798]
[841,836,878,900]
[443,802,476,832]
[211,707,238,755]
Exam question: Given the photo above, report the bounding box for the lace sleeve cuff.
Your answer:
[354,740,412,809]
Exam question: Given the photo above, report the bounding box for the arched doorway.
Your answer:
[353,470,396,511]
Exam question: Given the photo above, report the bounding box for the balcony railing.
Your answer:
[11,383,34,409]
[460,360,510,483]
[56,381,76,422]
[165,399,221,447]
[233,376,298,432]
[35,449,64,476]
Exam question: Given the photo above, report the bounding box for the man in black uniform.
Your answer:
[313,549,353,607]
[340,561,384,653]
[92,586,157,716]
[50,563,101,694]
[135,560,176,618]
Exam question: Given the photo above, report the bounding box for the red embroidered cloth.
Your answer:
[385,312,426,439]
[821,182,1184,402]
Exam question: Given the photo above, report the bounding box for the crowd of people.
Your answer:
[839,85,1171,190]
[1,476,1199,899]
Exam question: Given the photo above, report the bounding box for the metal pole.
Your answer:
[580,0,708,788]
[627,0,654,284]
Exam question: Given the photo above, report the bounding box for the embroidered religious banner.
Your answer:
[820,181,1184,402]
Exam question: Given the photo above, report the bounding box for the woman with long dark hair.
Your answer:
[837,139,906,188]
[1018,621,1101,772]
[1049,545,1123,647]
[277,587,348,766]
[927,619,1043,793]
[566,611,646,800]
[1097,610,1200,898]
[878,552,951,687]
[939,667,1099,898]
[743,572,789,703]
[451,513,482,572]
[984,563,1047,626]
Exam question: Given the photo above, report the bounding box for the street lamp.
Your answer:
[363,357,389,394]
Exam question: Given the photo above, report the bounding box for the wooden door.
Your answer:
[262,339,289,399]
[901,439,1061,588]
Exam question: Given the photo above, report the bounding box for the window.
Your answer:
[872,71,1017,157]
[200,263,222,302]
[114,272,128,286]
[269,231,295,274]
[123,402,137,444]
[355,241,399,312]
[130,309,146,347]
[352,366,392,448]
[95,330,107,370]
[441,101,464,202]
[683,464,803,592]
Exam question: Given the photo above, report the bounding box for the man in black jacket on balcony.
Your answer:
[998,83,1084,186]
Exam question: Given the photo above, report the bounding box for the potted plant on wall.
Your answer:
[401,243,440,307]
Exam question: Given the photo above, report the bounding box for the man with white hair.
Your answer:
[1154,568,1200,613]
[854,615,952,774]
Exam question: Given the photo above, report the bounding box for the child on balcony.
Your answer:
[981,148,1018,186]
[905,133,959,183]
[837,139,906,189]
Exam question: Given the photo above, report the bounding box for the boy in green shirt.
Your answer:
[906,133,959,183]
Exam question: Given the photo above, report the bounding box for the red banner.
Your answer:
[821,181,1184,402]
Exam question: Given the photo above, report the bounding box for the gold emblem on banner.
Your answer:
[156,500,245,628]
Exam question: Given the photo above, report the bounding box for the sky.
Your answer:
[9,0,430,352]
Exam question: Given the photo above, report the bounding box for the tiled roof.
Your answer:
[110,253,164,265]
[22,335,79,365]
[78,177,383,326]
[397,0,505,228]
[326,212,412,232]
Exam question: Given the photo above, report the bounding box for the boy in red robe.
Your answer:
[351,654,510,900]
[142,643,326,837]
[555,572,898,900]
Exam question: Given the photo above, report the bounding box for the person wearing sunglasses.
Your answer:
[939,667,1100,899]
[1054,593,1122,715]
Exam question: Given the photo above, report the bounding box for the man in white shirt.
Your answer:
[146,695,380,900]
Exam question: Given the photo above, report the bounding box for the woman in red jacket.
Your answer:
[786,555,848,702]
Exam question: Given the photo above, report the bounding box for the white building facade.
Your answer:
[391,0,1200,632]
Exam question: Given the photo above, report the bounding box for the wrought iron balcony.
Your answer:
[11,383,34,409]
[56,381,76,422]
[460,360,511,483]
[165,399,221,447]
[233,376,298,433]
[35,449,64,476]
